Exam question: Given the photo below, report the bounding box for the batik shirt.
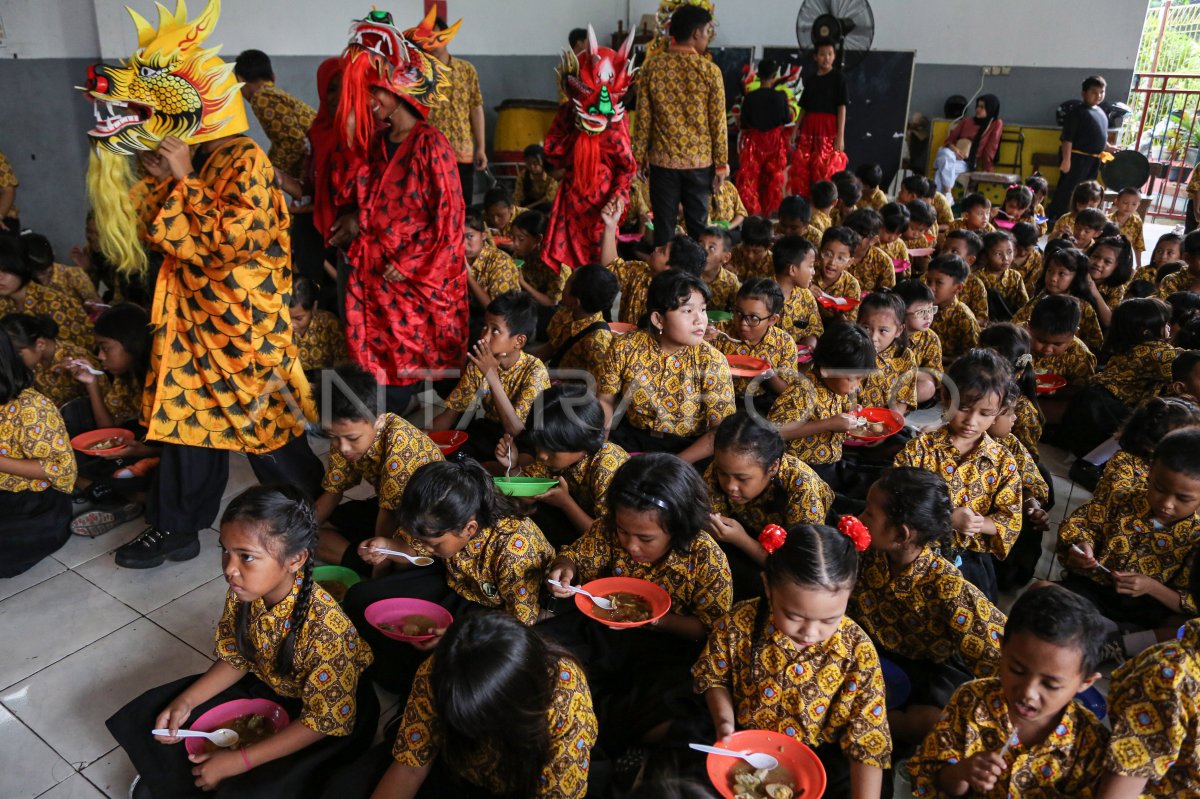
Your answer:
[321,413,443,509]
[960,274,990,325]
[0,149,19,220]
[247,82,317,177]
[0,388,75,493]
[712,323,799,398]
[1014,295,1103,354]
[976,268,1029,316]
[930,300,979,362]
[522,442,629,520]
[1155,268,1200,299]
[1095,341,1179,407]
[469,242,521,305]
[710,181,748,225]
[295,310,348,373]
[30,342,98,407]
[1093,449,1149,503]
[932,193,954,228]
[425,56,483,163]
[1013,395,1043,462]
[0,283,93,349]
[43,263,99,304]
[546,309,613,382]
[1033,336,1096,388]
[997,432,1049,505]
[861,186,888,211]
[1016,248,1044,297]
[850,246,896,293]
[104,377,140,424]
[445,351,552,425]
[705,267,741,311]
[730,244,774,281]
[706,454,833,532]
[768,372,852,465]
[909,328,944,374]
[780,284,823,345]
[633,51,728,170]
[524,256,571,305]
[816,270,862,323]
[859,344,918,409]
[513,168,560,206]
[608,257,653,325]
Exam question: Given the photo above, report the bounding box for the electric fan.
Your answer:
[795,0,875,72]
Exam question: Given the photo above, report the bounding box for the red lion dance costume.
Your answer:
[735,62,801,217]
[543,26,637,273]
[335,9,467,389]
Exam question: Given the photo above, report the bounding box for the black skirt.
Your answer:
[0,489,71,578]
[105,673,379,799]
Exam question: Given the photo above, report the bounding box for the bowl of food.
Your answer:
[427,430,468,456]
[494,476,560,496]
[892,258,911,273]
[312,565,361,605]
[816,294,860,314]
[907,247,934,257]
[184,699,290,756]
[726,354,772,378]
[705,729,826,799]
[994,218,1016,230]
[796,346,813,365]
[575,576,671,629]
[847,407,905,441]
[1035,373,1067,394]
[492,235,513,247]
[707,310,734,323]
[70,428,134,456]
[609,322,639,335]
[364,598,453,643]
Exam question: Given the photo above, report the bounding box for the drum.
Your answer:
[493,99,561,164]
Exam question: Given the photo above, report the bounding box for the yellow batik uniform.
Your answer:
[831,203,856,227]
[709,181,747,226]
[43,263,99,305]
[880,238,909,263]
[944,219,996,245]
[132,136,314,454]
[0,389,76,493]
[399,516,554,625]
[808,208,833,242]
[598,330,735,438]
[633,51,728,170]
[214,578,372,735]
[491,205,531,240]
[1095,341,1179,407]
[1097,280,1128,309]
[104,376,140,424]
[894,426,1023,558]
[932,193,954,229]
[1013,395,1043,462]
[469,242,521,306]
[445,351,552,426]
[780,284,822,345]
[246,82,316,178]
[522,441,629,520]
[960,274,990,325]
[729,244,773,281]
[817,270,862,322]
[998,432,1049,505]
[1104,618,1200,797]
[1093,449,1149,504]
[394,656,595,799]
[850,547,1006,677]
[30,342,101,408]
[768,371,850,465]
[1032,336,1096,387]
[1155,268,1200,299]
[562,519,733,630]
[1051,211,1077,240]
[512,168,559,206]
[909,328,944,375]
[0,150,18,224]
[850,246,896,293]
[425,56,482,164]
[910,677,1109,799]
[546,309,614,382]
[607,257,653,325]
[976,268,1029,315]
[321,413,443,510]
[712,323,799,398]
[295,309,347,373]
[704,267,741,311]
[0,283,93,350]
[861,186,888,211]
[1057,488,1200,613]
[524,256,571,305]
[693,601,892,768]
[706,453,833,531]
[930,300,980,362]
[1016,248,1045,297]
[859,344,918,409]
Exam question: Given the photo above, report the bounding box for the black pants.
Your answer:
[146,435,324,534]
[318,741,508,799]
[1047,153,1100,219]
[649,165,713,246]
[1,489,71,578]
[1059,383,1130,458]
[457,162,475,205]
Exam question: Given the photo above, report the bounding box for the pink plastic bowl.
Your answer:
[183,699,290,755]
[365,598,454,643]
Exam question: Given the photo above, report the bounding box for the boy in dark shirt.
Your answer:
[1048,76,1115,218]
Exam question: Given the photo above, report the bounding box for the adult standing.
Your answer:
[932,94,1003,195]
[425,17,487,203]
[633,4,728,245]
[331,9,467,416]
[1048,76,1115,219]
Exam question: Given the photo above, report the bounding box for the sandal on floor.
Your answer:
[71,501,144,537]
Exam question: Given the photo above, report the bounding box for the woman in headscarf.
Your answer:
[932,94,1003,194]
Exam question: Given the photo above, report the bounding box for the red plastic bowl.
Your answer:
[575,576,671,629]
[705,729,826,799]
[427,430,467,455]
[847,407,905,442]
[183,699,290,756]
[609,322,638,335]
[70,428,134,456]
[365,598,454,643]
[816,295,860,313]
[725,354,772,378]
[1036,373,1068,394]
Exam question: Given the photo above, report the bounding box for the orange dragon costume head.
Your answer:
[81,0,247,275]
[335,8,460,153]
[558,25,635,196]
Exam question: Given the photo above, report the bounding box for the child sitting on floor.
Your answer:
[512,143,558,209]
[1072,207,1110,254]
[772,234,822,349]
[806,180,837,245]
[465,205,521,314]
[997,184,1034,226]
[877,201,911,264]
[976,231,1028,322]
[483,185,527,241]
[814,226,863,324]
[775,194,812,240]
[1011,221,1044,297]
[942,229,989,324]
[707,277,798,409]
[925,254,981,363]
[1130,231,1182,291]
[538,264,618,384]
[895,278,942,404]
[729,216,774,280]
[1050,179,1104,240]
[1108,186,1145,267]
[943,192,995,243]
[1157,229,1200,299]
[1,312,98,412]
[857,290,917,415]
[600,198,702,326]
[1012,244,1104,353]
[511,211,570,335]
[289,277,347,380]
[696,226,741,311]
[857,162,888,210]
[1025,174,1050,236]
[0,236,92,348]
[708,180,748,231]
[1087,234,1135,327]
[1091,397,1200,501]
[902,199,936,255]
[844,208,895,293]
[831,172,862,226]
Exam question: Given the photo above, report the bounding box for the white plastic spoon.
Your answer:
[369,547,435,567]
[688,743,779,770]
[546,578,614,609]
[151,727,240,748]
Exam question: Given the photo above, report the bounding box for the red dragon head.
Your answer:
[560,25,636,135]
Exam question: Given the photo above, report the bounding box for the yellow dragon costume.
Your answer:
[82,0,313,454]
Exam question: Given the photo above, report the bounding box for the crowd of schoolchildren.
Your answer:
[2,39,1199,799]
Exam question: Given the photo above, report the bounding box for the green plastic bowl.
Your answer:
[707,310,733,323]
[312,565,362,604]
[493,476,559,497]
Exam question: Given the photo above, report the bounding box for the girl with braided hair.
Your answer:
[106,485,377,799]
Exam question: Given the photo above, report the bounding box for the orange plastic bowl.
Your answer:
[70,428,134,455]
[847,407,905,442]
[725,354,772,378]
[705,729,826,799]
[427,430,467,455]
[575,576,671,629]
[609,322,639,335]
[1036,373,1068,394]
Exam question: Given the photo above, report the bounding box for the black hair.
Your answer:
[1155,427,1200,480]
[959,192,989,213]
[660,235,702,277]
[737,277,784,317]
[778,195,811,224]
[1042,236,1076,264]
[224,485,317,677]
[322,363,381,423]
[1183,230,1200,258]
[486,290,539,341]
[646,268,710,321]
[1176,351,1200,385]
[568,27,589,47]
[93,303,152,386]
[669,4,713,40]
[1004,583,1107,675]
[0,328,32,402]
[0,313,59,348]
[1116,186,1140,200]
[713,411,785,469]
[521,383,605,454]
[512,210,547,238]
[1071,181,1104,210]
[568,263,619,314]
[1177,318,1200,349]
[945,228,983,259]
[233,49,274,82]
[926,253,970,284]
[1158,260,1187,284]
[0,235,34,286]
[484,185,514,209]
[814,321,876,370]
[519,146,548,200]
[1118,396,1200,460]
[399,459,516,537]
[465,204,488,233]
[1088,235,1135,287]
[740,216,774,248]
[1003,185,1034,214]
[858,290,909,354]
[944,348,1013,408]
[980,231,1015,265]
[905,199,935,228]
[1011,221,1039,249]
[431,612,574,799]
[900,174,930,197]
[1075,207,1108,231]
[764,523,858,591]
[699,226,733,253]
[893,277,935,307]
[606,453,711,552]
[872,467,953,546]
[820,226,861,254]
[879,202,910,235]
[1154,232,1184,262]
[1082,75,1107,91]
[772,235,816,274]
[523,143,545,161]
[834,175,862,207]
[979,323,1036,401]
[290,276,318,310]
[855,162,883,190]
[1029,294,1082,337]
[842,208,882,240]
[19,232,54,271]
[1177,289,1200,328]
[810,180,837,209]
[1104,297,1170,358]
[1025,174,1049,196]
[756,58,781,82]
[1042,246,1094,306]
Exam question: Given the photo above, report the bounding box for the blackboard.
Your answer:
[761,48,915,188]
